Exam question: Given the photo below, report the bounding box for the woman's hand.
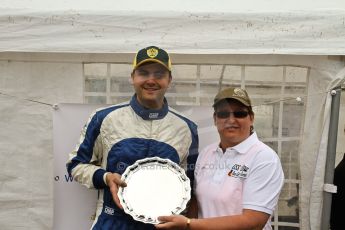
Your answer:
[155,215,189,230]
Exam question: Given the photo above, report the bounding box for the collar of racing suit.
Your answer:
[130,94,169,120]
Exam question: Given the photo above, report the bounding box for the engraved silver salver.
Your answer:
[118,157,191,224]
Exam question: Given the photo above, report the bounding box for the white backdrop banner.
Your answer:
[53,103,217,230]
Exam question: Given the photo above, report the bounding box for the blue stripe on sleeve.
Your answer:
[66,104,129,186]
[93,168,107,189]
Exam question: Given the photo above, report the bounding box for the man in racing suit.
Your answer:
[66,46,199,230]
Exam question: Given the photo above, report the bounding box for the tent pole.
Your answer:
[321,87,341,230]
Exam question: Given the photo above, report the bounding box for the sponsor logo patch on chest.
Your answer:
[104,206,115,215]
[149,112,159,119]
[228,164,249,179]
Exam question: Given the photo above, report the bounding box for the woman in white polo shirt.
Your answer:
[156,87,284,230]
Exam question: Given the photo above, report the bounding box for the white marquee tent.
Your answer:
[1,1,345,54]
[0,0,345,229]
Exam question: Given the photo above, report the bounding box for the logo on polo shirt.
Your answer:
[228,164,249,179]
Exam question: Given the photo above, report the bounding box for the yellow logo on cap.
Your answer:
[147,48,158,58]
[234,88,246,98]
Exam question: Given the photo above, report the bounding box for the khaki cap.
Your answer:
[213,87,252,107]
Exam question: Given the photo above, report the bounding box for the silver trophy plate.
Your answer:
[118,157,191,224]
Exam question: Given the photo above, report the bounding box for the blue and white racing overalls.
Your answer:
[66,95,199,230]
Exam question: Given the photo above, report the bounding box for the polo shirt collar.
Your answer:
[130,94,169,120]
[216,132,259,155]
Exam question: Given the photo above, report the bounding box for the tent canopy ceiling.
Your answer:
[1,0,345,54]
[2,0,345,12]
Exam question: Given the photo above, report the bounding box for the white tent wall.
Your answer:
[301,64,344,230]
[336,93,345,165]
[0,52,344,230]
[0,58,83,229]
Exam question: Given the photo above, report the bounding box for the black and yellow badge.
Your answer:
[147,48,159,58]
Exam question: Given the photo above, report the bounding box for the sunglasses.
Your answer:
[215,111,249,119]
